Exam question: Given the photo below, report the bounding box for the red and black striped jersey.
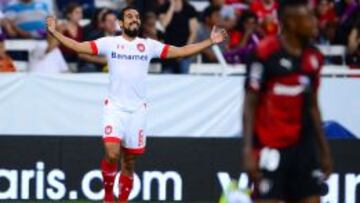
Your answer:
[245,36,324,148]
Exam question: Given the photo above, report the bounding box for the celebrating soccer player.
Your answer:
[46,6,227,203]
[242,1,333,203]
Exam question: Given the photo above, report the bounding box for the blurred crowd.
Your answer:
[0,0,359,73]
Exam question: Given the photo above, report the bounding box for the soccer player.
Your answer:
[46,6,227,203]
[242,1,333,203]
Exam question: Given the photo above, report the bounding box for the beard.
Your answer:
[123,27,139,37]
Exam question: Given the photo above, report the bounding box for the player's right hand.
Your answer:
[243,147,262,182]
[46,16,56,34]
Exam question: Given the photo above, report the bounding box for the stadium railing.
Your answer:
[4,39,360,77]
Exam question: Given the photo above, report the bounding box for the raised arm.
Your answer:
[165,26,227,59]
[46,16,94,55]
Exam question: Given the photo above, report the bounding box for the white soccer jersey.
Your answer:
[90,36,169,111]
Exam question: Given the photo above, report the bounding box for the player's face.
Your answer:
[294,6,318,40]
[121,9,141,38]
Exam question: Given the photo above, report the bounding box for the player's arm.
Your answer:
[78,54,107,65]
[310,91,333,179]
[242,91,261,181]
[242,56,264,182]
[46,16,94,55]
[165,26,227,59]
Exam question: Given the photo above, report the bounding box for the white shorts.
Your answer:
[102,98,147,155]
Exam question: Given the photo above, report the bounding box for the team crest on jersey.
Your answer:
[137,43,145,52]
[105,125,113,135]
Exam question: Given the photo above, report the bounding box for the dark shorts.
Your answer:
[253,136,324,201]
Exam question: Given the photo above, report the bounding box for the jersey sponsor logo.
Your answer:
[137,43,145,52]
[111,52,148,61]
[273,83,306,96]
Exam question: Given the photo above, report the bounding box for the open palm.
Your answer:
[210,26,227,44]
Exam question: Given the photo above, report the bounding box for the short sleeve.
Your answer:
[90,37,110,56]
[147,38,170,59]
[244,51,266,93]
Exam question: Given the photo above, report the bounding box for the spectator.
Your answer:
[28,34,69,73]
[158,0,198,74]
[57,0,95,18]
[225,11,260,64]
[100,10,119,36]
[58,2,84,64]
[83,8,110,40]
[317,21,337,45]
[196,5,223,63]
[0,37,16,72]
[3,0,49,39]
[335,1,359,45]
[78,10,117,72]
[140,12,164,41]
[0,0,13,11]
[316,0,337,30]
[208,0,237,29]
[347,19,360,68]
[338,0,359,25]
[250,0,279,36]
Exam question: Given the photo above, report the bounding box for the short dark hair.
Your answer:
[119,6,138,21]
[64,2,81,16]
[202,5,221,22]
[101,10,116,22]
[278,0,308,22]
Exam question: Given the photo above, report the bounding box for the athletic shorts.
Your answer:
[252,136,324,201]
[102,98,147,155]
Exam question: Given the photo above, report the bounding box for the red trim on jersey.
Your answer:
[256,36,280,60]
[121,147,145,155]
[103,137,121,143]
[90,41,98,55]
[160,44,170,59]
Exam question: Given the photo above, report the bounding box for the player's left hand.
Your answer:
[320,153,333,180]
[210,26,227,44]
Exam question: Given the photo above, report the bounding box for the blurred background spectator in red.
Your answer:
[225,11,260,64]
[316,0,337,30]
[250,0,278,36]
[158,0,198,73]
[58,2,84,69]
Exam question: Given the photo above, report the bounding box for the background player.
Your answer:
[46,6,227,203]
[242,0,333,202]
